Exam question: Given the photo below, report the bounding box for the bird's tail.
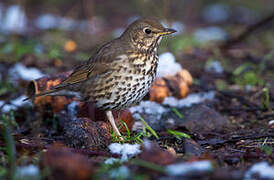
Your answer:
[24,85,67,101]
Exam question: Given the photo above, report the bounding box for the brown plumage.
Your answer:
[30,18,176,138]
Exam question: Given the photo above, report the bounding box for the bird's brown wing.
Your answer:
[28,39,123,99]
[59,41,117,88]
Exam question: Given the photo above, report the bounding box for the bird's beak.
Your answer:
[157,28,177,35]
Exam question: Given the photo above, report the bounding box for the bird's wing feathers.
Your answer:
[28,40,125,99]
[59,62,95,86]
[60,41,118,87]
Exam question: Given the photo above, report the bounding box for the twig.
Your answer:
[220,13,274,49]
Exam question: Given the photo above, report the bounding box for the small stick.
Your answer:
[221,13,274,49]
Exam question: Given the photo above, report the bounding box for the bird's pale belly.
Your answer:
[93,71,155,110]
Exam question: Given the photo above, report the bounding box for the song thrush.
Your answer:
[30,18,176,138]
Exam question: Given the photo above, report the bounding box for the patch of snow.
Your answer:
[9,63,45,81]
[108,143,141,161]
[67,101,80,117]
[104,157,120,165]
[1,5,27,34]
[203,4,230,23]
[130,101,168,130]
[36,14,78,31]
[36,14,103,33]
[1,104,17,112]
[194,26,227,43]
[35,14,59,30]
[11,95,29,106]
[245,85,253,92]
[268,120,274,126]
[166,118,175,126]
[166,160,213,176]
[109,166,130,179]
[163,91,215,108]
[143,139,152,149]
[15,164,40,180]
[130,101,168,120]
[1,95,31,112]
[244,162,274,180]
[132,121,145,132]
[0,101,4,107]
[162,97,179,107]
[205,60,223,74]
[59,17,77,31]
[156,52,182,77]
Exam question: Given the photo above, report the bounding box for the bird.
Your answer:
[28,18,176,138]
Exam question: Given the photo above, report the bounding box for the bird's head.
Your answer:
[120,18,176,52]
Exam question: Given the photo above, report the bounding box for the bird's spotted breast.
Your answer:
[92,52,158,110]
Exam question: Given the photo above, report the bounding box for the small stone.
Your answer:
[167,147,177,157]
[139,141,176,165]
[42,143,93,180]
[183,138,204,156]
[181,104,227,133]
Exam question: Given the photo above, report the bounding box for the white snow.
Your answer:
[156,52,182,77]
[1,5,27,34]
[0,101,4,107]
[129,101,168,120]
[203,4,229,23]
[205,60,223,74]
[108,143,141,161]
[162,97,179,107]
[35,14,59,30]
[194,26,227,43]
[58,17,77,31]
[166,160,213,176]
[132,121,145,132]
[1,95,31,112]
[36,14,103,33]
[143,139,152,150]
[67,101,80,117]
[11,95,29,106]
[1,104,17,112]
[36,14,81,31]
[109,166,130,179]
[9,63,45,81]
[244,162,274,180]
[268,120,274,126]
[104,157,120,165]
[15,165,40,179]
[163,91,215,108]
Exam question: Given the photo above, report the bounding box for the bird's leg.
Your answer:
[106,110,123,140]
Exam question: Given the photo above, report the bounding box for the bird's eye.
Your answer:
[144,28,151,34]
